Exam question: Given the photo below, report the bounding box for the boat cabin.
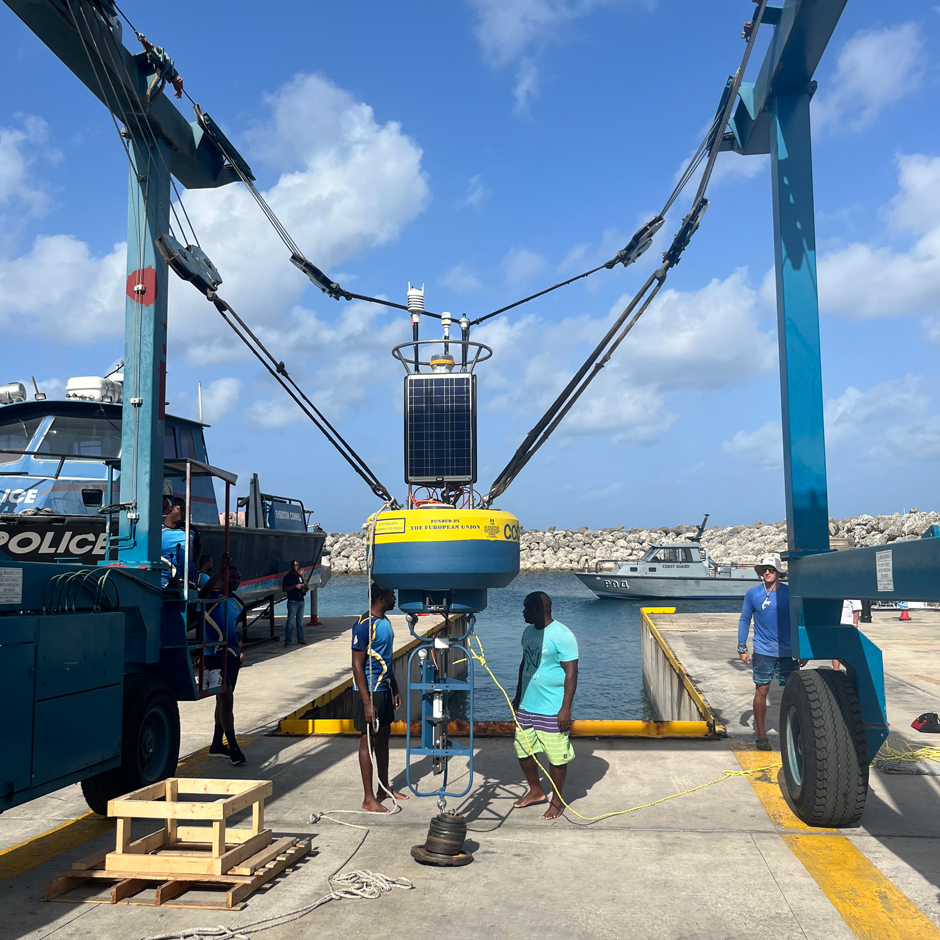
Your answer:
[0,400,219,521]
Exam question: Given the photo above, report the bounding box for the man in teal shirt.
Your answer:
[511,591,579,820]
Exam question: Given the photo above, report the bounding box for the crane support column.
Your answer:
[769,87,829,562]
[119,135,172,570]
[769,83,888,758]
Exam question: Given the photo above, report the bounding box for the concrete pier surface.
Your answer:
[2,610,940,938]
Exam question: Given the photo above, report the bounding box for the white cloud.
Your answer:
[441,263,482,294]
[0,116,55,217]
[882,416,940,461]
[813,23,925,131]
[818,154,940,322]
[622,270,776,390]
[824,376,928,444]
[722,422,783,472]
[0,71,429,385]
[240,298,409,430]
[477,268,775,447]
[726,376,938,471]
[469,0,626,66]
[564,381,676,444]
[459,175,490,210]
[0,234,125,342]
[502,246,546,287]
[244,398,302,431]
[468,0,639,110]
[514,58,540,114]
[199,377,242,423]
[888,154,940,236]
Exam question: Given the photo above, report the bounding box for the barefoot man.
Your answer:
[511,591,579,820]
[351,584,409,812]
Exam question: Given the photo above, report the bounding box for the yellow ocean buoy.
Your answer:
[368,506,520,612]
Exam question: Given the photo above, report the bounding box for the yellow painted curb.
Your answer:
[279,718,713,737]
[641,607,726,736]
[730,742,940,938]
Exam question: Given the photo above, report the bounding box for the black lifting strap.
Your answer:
[205,290,399,506]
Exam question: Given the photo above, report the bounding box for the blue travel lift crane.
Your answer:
[727,0,937,826]
[0,0,925,831]
[0,0,254,814]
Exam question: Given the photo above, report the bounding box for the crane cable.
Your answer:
[205,290,399,506]
[481,0,768,508]
[66,1,398,506]
[187,104,442,320]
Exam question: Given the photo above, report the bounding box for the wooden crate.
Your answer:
[45,837,311,910]
[105,778,274,877]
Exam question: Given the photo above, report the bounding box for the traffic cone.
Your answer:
[899,608,911,621]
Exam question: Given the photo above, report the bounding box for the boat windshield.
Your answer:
[644,546,699,563]
[34,414,122,459]
[0,415,43,464]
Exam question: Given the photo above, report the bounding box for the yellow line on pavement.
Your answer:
[730,742,940,939]
[0,737,257,883]
[0,813,113,883]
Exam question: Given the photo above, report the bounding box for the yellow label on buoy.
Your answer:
[369,508,519,544]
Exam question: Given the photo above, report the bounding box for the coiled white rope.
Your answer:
[139,817,413,940]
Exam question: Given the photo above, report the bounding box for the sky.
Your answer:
[0,0,938,533]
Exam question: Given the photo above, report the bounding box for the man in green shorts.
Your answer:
[511,591,579,820]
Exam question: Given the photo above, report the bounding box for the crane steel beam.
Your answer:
[2,0,251,569]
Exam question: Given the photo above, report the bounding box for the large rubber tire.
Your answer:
[779,668,868,828]
[81,678,181,815]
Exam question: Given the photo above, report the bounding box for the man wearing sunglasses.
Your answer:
[737,555,797,751]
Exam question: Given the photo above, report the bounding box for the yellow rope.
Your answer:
[873,737,940,766]
[468,633,777,822]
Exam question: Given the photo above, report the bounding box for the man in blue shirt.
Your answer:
[738,555,798,751]
[161,496,196,589]
[200,553,246,766]
[511,591,579,820]
[351,584,407,813]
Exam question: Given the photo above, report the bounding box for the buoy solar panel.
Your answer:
[369,507,519,612]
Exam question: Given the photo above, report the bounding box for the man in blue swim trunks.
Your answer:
[738,555,799,751]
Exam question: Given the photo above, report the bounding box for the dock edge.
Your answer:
[641,607,726,737]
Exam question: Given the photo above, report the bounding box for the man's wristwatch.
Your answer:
[737,644,748,654]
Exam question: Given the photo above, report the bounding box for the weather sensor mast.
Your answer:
[365,288,520,821]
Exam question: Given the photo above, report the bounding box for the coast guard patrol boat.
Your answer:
[575,515,761,600]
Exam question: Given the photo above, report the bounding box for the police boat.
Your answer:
[0,377,326,609]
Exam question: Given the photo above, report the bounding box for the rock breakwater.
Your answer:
[322,510,940,574]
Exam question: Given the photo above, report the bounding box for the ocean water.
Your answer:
[288,572,742,720]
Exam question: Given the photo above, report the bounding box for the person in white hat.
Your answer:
[737,555,799,751]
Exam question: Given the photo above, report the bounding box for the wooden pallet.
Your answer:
[45,777,311,910]
[45,836,311,910]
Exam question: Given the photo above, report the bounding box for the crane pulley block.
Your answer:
[663,198,709,267]
[156,233,222,295]
[605,215,665,270]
